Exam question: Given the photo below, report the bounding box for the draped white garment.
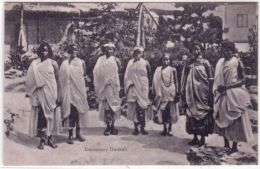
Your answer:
[93,55,121,120]
[124,58,152,121]
[153,66,176,101]
[124,58,151,108]
[152,66,179,123]
[25,58,59,136]
[59,57,89,127]
[213,57,250,128]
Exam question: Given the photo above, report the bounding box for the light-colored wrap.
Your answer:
[93,55,121,121]
[213,57,250,128]
[152,66,179,123]
[59,57,89,127]
[25,58,59,136]
[124,58,151,108]
[124,58,152,121]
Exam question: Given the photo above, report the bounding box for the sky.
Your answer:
[70,2,184,12]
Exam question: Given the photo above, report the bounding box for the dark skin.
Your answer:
[103,46,121,90]
[182,45,213,93]
[104,46,121,72]
[103,46,121,131]
[186,45,213,146]
[127,50,152,95]
[133,50,151,80]
[68,45,89,84]
[160,54,179,136]
[162,54,179,100]
[217,49,245,93]
[38,46,60,106]
[218,47,244,154]
[129,49,151,135]
[191,45,202,62]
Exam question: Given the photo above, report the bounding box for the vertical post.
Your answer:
[136,3,143,47]
[20,4,23,28]
[18,3,24,47]
[141,12,145,48]
[37,2,40,44]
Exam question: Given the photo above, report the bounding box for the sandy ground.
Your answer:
[2,77,258,165]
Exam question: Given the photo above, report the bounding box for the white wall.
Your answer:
[223,3,257,43]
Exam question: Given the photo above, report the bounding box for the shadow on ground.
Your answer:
[120,129,191,155]
[5,80,25,92]
[4,131,38,149]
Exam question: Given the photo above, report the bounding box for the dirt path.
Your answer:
[3,78,258,165]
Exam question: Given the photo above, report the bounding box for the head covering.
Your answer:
[222,40,236,53]
[133,46,144,52]
[103,42,115,48]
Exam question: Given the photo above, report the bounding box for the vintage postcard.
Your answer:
[2,1,258,166]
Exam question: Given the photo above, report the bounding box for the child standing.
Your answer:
[152,53,179,136]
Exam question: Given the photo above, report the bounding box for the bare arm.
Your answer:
[172,68,178,94]
[82,60,91,85]
[203,59,213,79]
[226,59,245,89]
[116,57,121,73]
[146,60,152,82]
[203,59,214,94]
[82,60,87,77]
[180,63,190,93]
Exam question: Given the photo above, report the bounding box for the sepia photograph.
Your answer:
[2,1,258,166]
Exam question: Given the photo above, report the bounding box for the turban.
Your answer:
[133,46,144,52]
[103,43,115,48]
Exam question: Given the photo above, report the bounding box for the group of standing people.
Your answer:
[180,41,253,154]
[25,40,253,155]
[26,42,88,149]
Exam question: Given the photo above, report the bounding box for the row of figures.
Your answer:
[25,40,253,155]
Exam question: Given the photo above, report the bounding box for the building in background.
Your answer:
[204,2,258,52]
[143,11,159,31]
[5,3,79,54]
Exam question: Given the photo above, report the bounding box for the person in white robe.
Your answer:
[152,53,179,136]
[25,42,59,150]
[124,47,153,135]
[93,43,121,136]
[59,44,89,144]
[213,40,253,154]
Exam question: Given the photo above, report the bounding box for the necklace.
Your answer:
[161,67,172,87]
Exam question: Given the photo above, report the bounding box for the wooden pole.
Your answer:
[18,3,24,47]
[37,2,40,44]
[141,12,145,48]
[20,3,23,27]
[136,3,143,47]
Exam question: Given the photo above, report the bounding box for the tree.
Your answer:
[247,26,258,75]
[159,2,220,49]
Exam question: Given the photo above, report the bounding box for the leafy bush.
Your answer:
[4,61,11,71]
[9,46,26,71]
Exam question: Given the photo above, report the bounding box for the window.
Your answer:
[237,14,248,28]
